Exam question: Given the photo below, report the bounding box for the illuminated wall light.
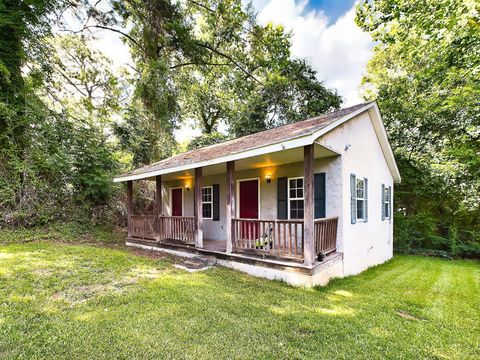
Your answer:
[185,184,191,191]
[265,174,272,183]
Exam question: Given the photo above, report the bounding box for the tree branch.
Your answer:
[187,0,216,13]
[194,42,261,83]
[77,25,141,48]
[170,62,232,69]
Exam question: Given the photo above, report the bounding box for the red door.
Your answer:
[239,179,259,219]
[171,188,183,216]
[239,179,259,242]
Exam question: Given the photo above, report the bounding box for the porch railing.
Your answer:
[129,215,338,261]
[128,215,195,244]
[314,217,338,255]
[232,218,304,260]
[159,216,195,244]
[129,215,157,240]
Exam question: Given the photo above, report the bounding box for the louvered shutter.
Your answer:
[212,184,220,221]
[277,177,288,219]
[388,186,392,220]
[350,174,356,224]
[314,173,326,219]
[364,178,368,222]
[381,184,385,221]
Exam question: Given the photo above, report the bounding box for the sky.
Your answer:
[90,0,373,142]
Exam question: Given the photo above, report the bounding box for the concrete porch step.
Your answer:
[174,255,217,272]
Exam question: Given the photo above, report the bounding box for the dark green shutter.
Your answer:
[381,184,385,221]
[277,177,288,219]
[388,186,392,220]
[314,173,326,218]
[364,178,368,222]
[350,174,356,224]
[212,184,220,221]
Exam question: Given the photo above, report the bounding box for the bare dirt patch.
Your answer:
[396,310,424,321]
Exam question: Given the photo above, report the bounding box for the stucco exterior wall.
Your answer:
[317,111,394,275]
[162,157,343,243]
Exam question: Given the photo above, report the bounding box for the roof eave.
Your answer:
[113,133,314,182]
[113,102,395,183]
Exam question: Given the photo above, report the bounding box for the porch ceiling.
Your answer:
[156,143,338,181]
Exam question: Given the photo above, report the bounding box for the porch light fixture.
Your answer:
[185,184,191,191]
[265,174,272,183]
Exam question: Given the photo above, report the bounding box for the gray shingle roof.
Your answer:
[119,103,370,179]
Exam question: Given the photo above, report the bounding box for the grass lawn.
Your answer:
[0,237,479,359]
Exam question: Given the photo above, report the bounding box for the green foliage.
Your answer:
[187,132,228,150]
[0,221,124,245]
[356,0,480,257]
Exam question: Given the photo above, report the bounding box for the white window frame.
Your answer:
[356,178,366,221]
[201,186,213,220]
[383,186,391,220]
[287,177,304,220]
[169,187,184,217]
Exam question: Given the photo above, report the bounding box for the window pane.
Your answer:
[357,189,363,198]
[290,200,304,219]
[297,189,303,198]
[202,187,212,202]
[289,179,296,188]
[297,208,304,219]
[357,200,364,219]
[290,189,296,198]
[290,209,297,219]
[202,203,212,218]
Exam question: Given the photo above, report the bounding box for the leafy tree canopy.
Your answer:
[356,0,480,255]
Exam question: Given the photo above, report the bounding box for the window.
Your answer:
[383,186,391,220]
[288,177,304,219]
[356,178,366,220]
[202,186,213,219]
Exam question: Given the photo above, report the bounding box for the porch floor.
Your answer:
[126,237,341,270]
[204,239,227,252]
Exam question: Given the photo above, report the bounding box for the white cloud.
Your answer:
[257,0,372,105]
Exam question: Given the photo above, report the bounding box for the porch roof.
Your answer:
[114,102,399,182]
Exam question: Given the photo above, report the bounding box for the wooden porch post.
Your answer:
[303,144,315,266]
[155,175,162,241]
[127,180,133,238]
[226,161,235,253]
[195,167,204,248]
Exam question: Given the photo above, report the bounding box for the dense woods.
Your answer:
[357,0,479,256]
[0,0,478,256]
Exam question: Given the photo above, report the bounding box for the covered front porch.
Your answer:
[123,143,341,267]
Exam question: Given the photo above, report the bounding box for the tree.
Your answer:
[84,0,341,150]
[178,3,341,139]
[356,0,480,256]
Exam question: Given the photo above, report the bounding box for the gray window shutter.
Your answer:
[213,184,220,221]
[350,174,356,224]
[381,184,385,221]
[364,178,368,222]
[277,177,288,219]
[314,173,326,219]
[388,186,392,220]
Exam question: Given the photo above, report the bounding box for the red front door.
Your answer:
[239,179,259,219]
[239,179,259,242]
[171,188,183,216]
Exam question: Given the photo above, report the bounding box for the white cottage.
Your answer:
[114,102,401,287]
